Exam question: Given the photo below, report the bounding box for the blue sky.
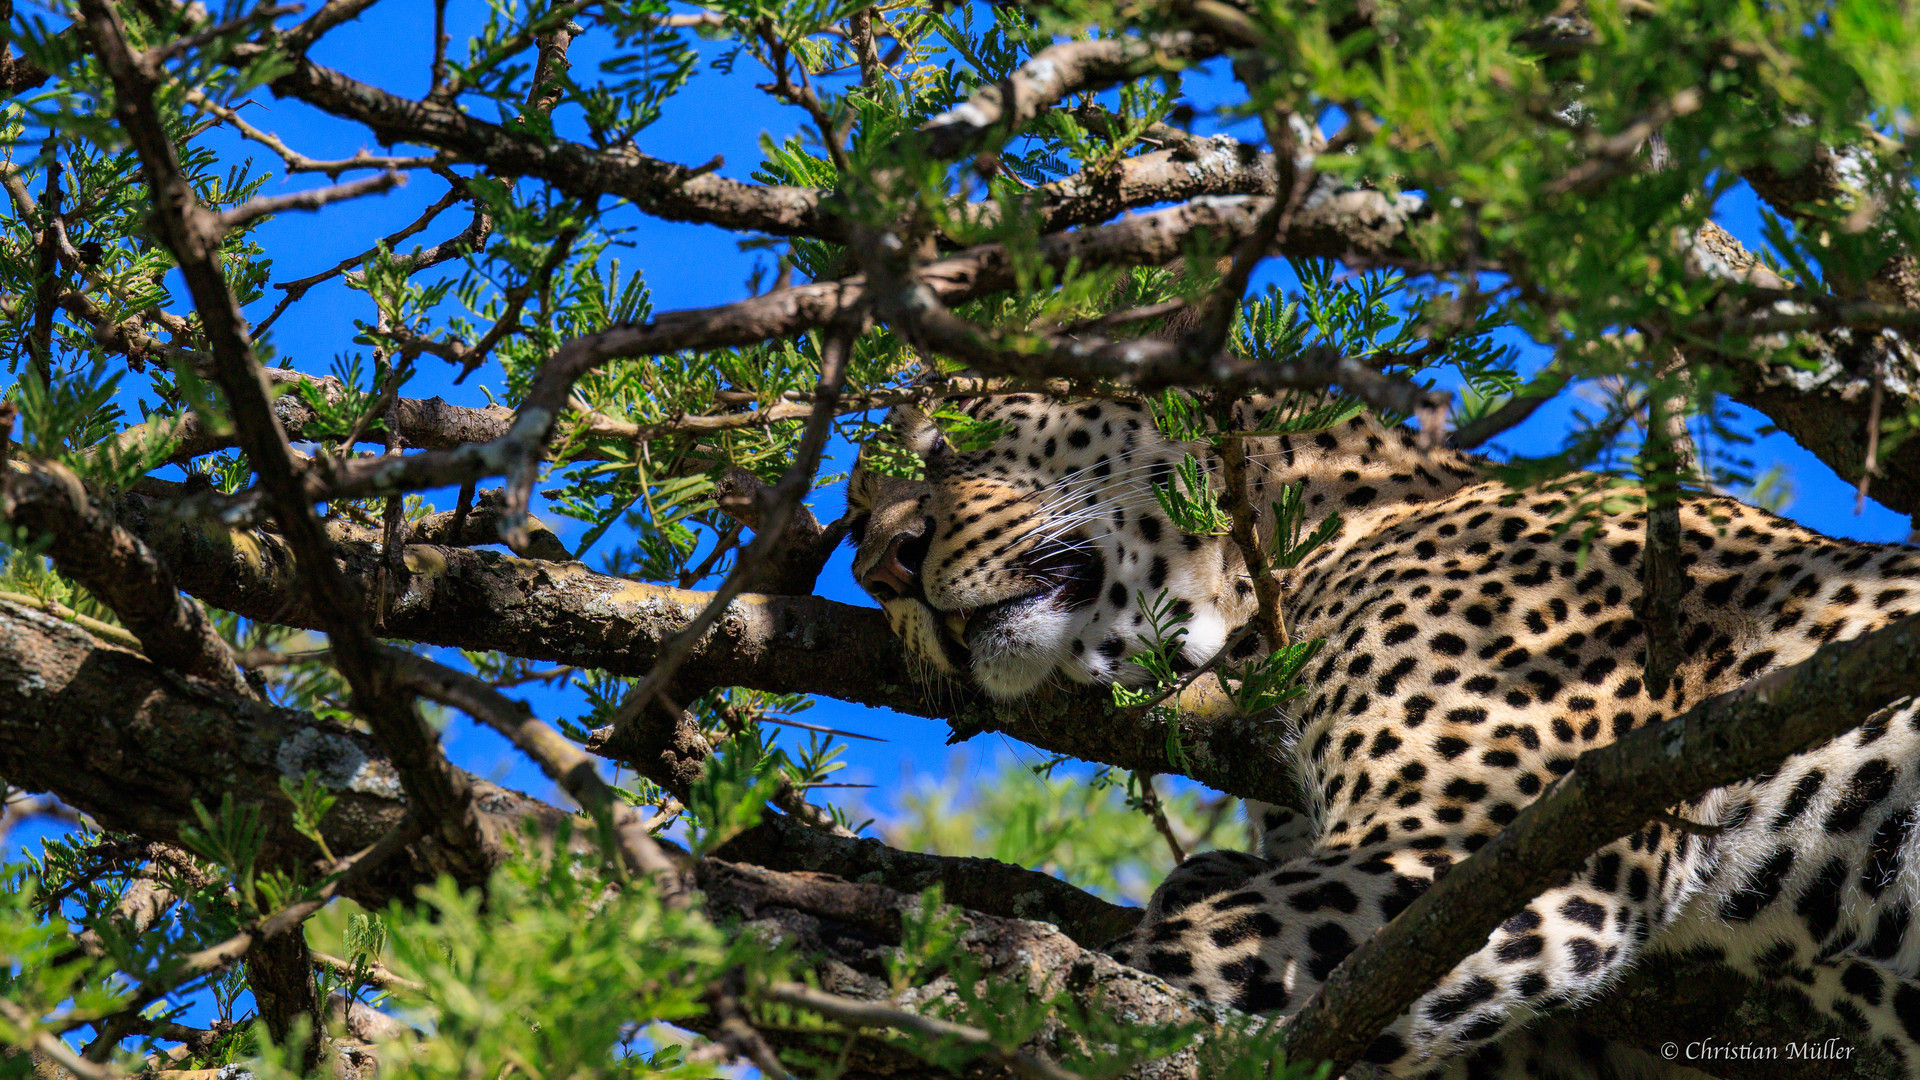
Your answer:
[8,0,1913,857]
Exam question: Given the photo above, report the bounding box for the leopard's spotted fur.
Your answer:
[842,394,1920,1078]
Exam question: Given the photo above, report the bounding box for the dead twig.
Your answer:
[217,170,402,233]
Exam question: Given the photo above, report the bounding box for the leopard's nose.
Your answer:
[861,534,918,601]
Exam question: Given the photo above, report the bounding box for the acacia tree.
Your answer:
[4,0,1920,1077]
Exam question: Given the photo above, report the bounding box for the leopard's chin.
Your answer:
[949,587,1080,700]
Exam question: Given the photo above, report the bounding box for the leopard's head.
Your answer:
[843,395,1257,699]
[843,395,1482,700]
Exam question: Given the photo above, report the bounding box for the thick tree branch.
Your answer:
[110,496,1310,808]
[713,812,1140,949]
[1,458,249,696]
[693,859,1233,1080]
[84,183,1425,538]
[0,597,562,904]
[230,42,834,238]
[962,137,1279,235]
[0,0,51,98]
[1572,949,1903,1080]
[0,597,1887,1078]
[300,190,1430,513]
[1741,141,1920,307]
[1284,609,1920,1075]
[326,487,571,561]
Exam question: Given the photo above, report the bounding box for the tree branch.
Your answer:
[918,31,1225,161]
[1679,221,1920,516]
[235,41,833,238]
[592,322,853,739]
[110,496,1311,809]
[1,458,249,696]
[385,648,684,888]
[713,812,1140,948]
[693,858,1234,1080]
[0,597,1886,1078]
[78,0,494,879]
[215,169,402,232]
[759,981,1083,1080]
[0,596,562,902]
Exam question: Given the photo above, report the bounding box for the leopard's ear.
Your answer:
[887,404,956,478]
[887,404,941,457]
[845,447,883,516]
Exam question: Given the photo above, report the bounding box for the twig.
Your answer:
[1858,357,1884,513]
[755,715,882,742]
[1544,86,1705,195]
[1633,364,1696,698]
[127,1017,232,1059]
[760,981,1084,1080]
[28,145,61,390]
[386,649,688,897]
[231,646,331,669]
[281,0,384,56]
[148,3,304,64]
[0,997,117,1080]
[0,589,143,651]
[429,0,448,93]
[594,323,855,736]
[311,950,426,994]
[259,171,464,297]
[708,971,793,1080]
[1055,297,1188,336]
[1648,810,1720,837]
[216,169,402,232]
[1122,629,1251,718]
[277,194,1427,512]
[1183,105,1309,361]
[184,89,439,177]
[677,519,743,588]
[71,822,414,1045]
[1216,404,1287,652]
[1447,357,1574,448]
[1137,773,1186,864]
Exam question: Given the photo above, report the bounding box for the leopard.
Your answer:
[840,392,1920,1079]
